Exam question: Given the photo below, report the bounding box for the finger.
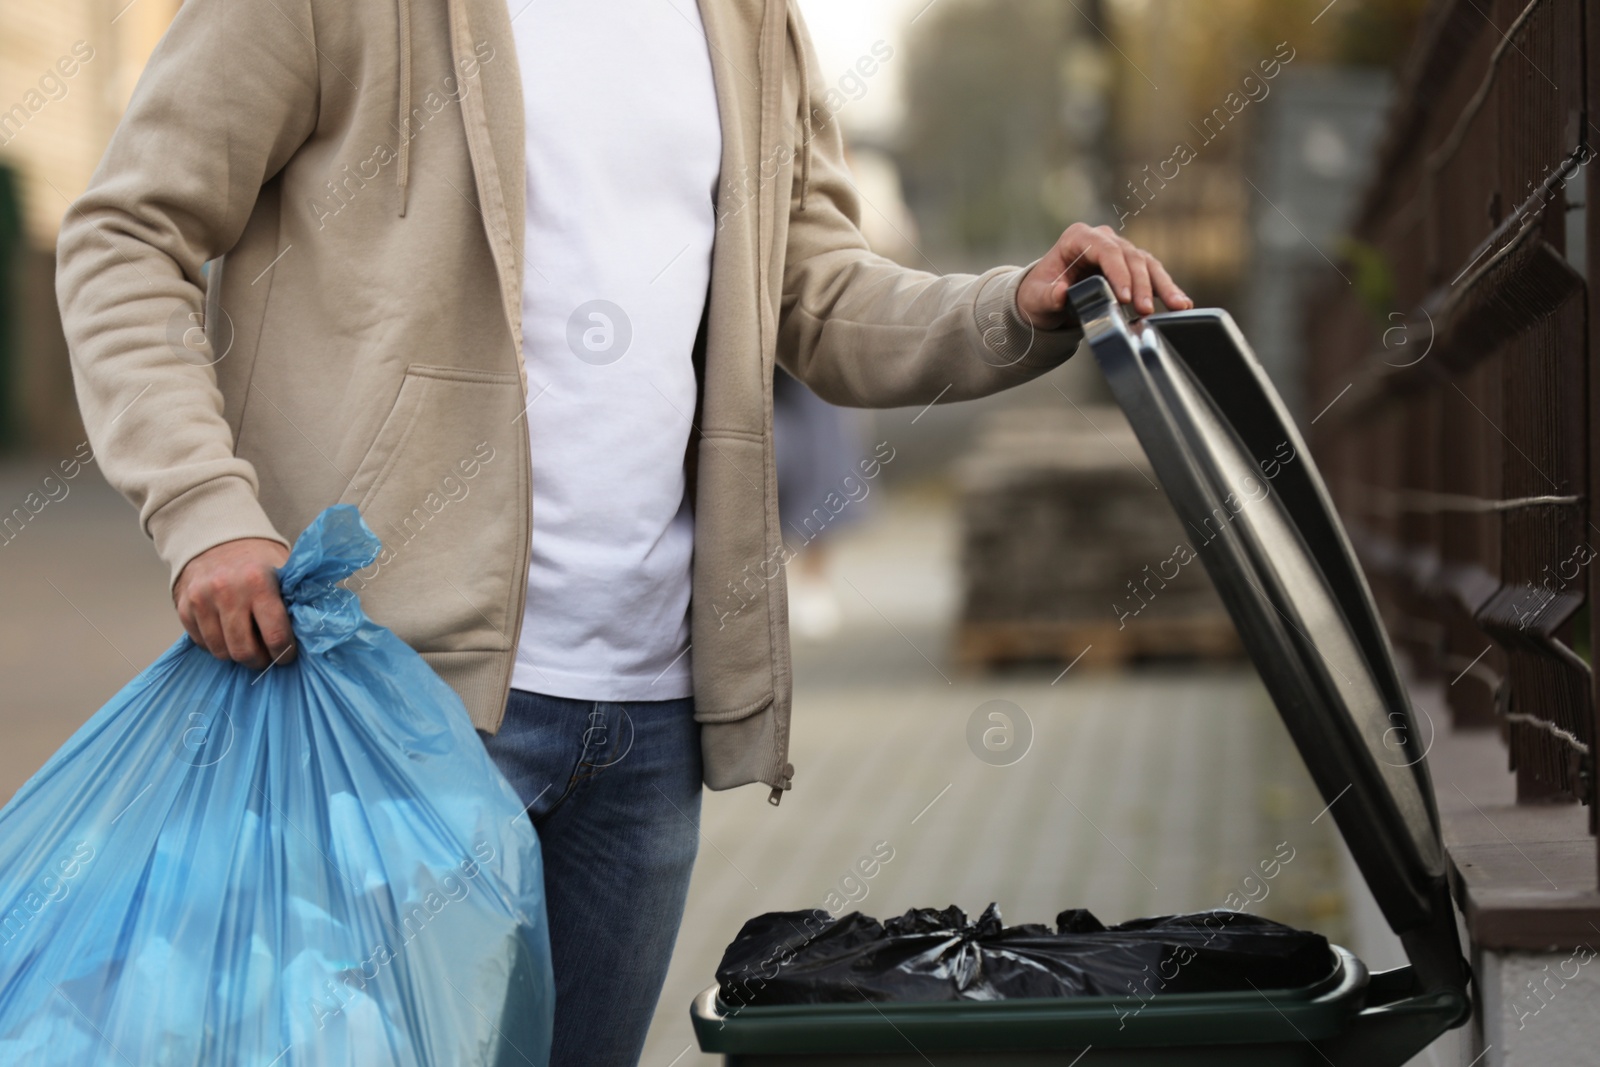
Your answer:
[219,586,270,669]
[1146,255,1191,309]
[1056,224,1097,283]
[1122,242,1155,315]
[1086,230,1133,304]
[175,596,205,649]
[253,593,297,667]
[191,600,231,661]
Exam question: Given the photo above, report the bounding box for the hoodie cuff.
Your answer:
[973,260,1084,375]
[147,475,290,590]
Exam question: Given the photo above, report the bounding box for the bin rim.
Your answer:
[1068,276,1466,994]
[694,944,1367,1054]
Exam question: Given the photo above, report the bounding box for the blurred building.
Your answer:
[880,0,1427,485]
[0,0,180,451]
[1106,0,1423,311]
[1242,67,1392,419]
[899,0,1114,273]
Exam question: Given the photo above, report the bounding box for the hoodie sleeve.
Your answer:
[775,16,1081,411]
[56,0,320,586]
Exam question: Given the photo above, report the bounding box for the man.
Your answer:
[57,0,1189,1062]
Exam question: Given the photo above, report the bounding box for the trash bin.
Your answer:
[690,276,1471,1066]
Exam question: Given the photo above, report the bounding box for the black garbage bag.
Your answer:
[716,904,1331,1008]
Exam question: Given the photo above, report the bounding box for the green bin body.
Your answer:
[693,947,1467,1066]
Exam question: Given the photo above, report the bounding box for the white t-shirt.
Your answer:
[508,0,722,701]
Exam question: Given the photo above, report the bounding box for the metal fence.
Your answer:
[1305,0,1595,847]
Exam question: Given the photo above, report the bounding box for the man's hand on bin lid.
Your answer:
[1017,222,1192,330]
[174,538,296,671]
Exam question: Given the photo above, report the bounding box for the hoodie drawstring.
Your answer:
[396,0,412,216]
[764,0,813,213]
[784,2,812,211]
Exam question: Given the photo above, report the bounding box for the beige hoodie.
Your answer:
[56,0,1081,802]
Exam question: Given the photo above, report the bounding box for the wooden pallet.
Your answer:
[955,614,1244,670]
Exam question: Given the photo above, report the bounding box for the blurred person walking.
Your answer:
[773,365,870,639]
[55,0,1189,1062]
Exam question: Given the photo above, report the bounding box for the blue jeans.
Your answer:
[478,690,702,1067]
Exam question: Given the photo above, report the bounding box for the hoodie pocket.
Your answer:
[338,364,527,654]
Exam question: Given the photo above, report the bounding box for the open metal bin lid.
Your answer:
[1069,277,1468,995]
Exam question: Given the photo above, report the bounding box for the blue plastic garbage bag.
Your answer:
[0,505,554,1066]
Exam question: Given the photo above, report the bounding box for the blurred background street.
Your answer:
[2,0,1475,1064]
